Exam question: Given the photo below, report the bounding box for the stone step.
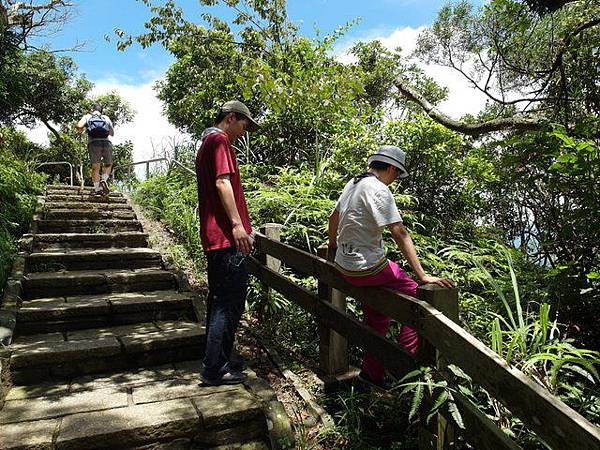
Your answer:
[46,185,123,195]
[26,248,162,272]
[30,232,149,251]
[45,193,127,203]
[16,291,196,334]
[0,364,267,449]
[44,208,136,220]
[35,219,142,233]
[44,201,132,210]
[3,321,206,385]
[23,268,177,299]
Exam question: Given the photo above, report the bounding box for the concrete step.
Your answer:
[30,232,149,251]
[23,268,177,299]
[46,185,123,196]
[26,248,162,272]
[44,208,136,220]
[16,291,196,334]
[44,201,132,210]
[0,363,267,450]
[35,219,142,233]
[45,193,127,203]
[3,321,206,385]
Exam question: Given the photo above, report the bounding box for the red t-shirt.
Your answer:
[195,130,252,252]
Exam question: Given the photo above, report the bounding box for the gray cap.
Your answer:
[220,100,259,131]
[367,145,409,179]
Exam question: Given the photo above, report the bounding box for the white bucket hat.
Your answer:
[367,145,409,179]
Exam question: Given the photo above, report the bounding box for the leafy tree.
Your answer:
[478,129,600,343]
[1,1,79,125]
[397,0,600,137]
[1,1,76,50]
[9,51,91,141]
[350,40,447,116]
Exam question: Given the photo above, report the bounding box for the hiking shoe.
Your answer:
[359,370,393,391]
[92,190,104,197]
[227,355,247,373]
[100,180,109,195]
[200,370,248,386]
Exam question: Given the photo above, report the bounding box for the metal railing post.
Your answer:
[36,161,74,186]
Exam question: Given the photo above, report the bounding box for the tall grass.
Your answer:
[0,147,45,291]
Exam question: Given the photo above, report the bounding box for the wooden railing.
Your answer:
[249,225,600,450]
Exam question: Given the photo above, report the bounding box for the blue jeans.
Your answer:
[201,246,248,379]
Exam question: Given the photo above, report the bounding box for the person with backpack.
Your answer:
[328,145,454,389]
[77,104,114,196]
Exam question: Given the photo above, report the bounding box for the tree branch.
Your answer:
[40,118,62,142]
[395,79,546,136]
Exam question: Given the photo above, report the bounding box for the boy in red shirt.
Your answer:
[195,101,259,385]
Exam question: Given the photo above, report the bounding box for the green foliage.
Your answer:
[479,127,600,345]
[118,1,449,170]
[126,1,600,447]
[478,249,600,395]
[131,172,203,261]
[321,385,418,449]
[415,0,600,131]
[243,164,336,252]
[0,137,45,289]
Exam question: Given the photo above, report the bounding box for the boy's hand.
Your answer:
[418,274,455,289]
[233,224,252,256]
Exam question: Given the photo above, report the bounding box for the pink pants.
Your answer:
[342,261,419,382]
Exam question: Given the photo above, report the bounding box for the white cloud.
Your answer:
[335,26,489,119]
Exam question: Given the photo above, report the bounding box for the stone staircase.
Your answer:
[0,185,277,450]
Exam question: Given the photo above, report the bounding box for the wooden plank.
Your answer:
[417,285,458,450]
[450,391,522,450]
[250,256,522,450]
[316,245,348,376]
[247,257,416,374]
[255,233,418,326]
[419,311,600,450]
[253,234,600,450]
[259,224,283,309]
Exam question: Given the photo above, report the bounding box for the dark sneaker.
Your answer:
[92,190,104,197]
[359,370,393,391]
[100,180,109,195]
[228,355,247,373]
[200,370,248,386]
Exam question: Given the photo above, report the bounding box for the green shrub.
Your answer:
[0,141,46,290]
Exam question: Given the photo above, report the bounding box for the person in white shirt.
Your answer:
[328,145,454,389]
[77,104,114,196]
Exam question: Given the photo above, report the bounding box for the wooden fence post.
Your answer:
[417,284,459,450]
[317,244,349,377]
[260,224,283,301]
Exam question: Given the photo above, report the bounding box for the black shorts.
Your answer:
[88,140,113,164]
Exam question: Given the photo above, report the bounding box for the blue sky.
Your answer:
[48,0,484,85]
[27,1,489,164]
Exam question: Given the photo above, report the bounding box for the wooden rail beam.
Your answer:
[247,256,416,373]
[252,233,600,450]
[249,253,522,450]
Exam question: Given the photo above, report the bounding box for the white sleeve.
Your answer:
[367,187,402,227]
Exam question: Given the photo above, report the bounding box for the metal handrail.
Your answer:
[113,156,195,178]
[170,158,195,176]
[37,161,74,186]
